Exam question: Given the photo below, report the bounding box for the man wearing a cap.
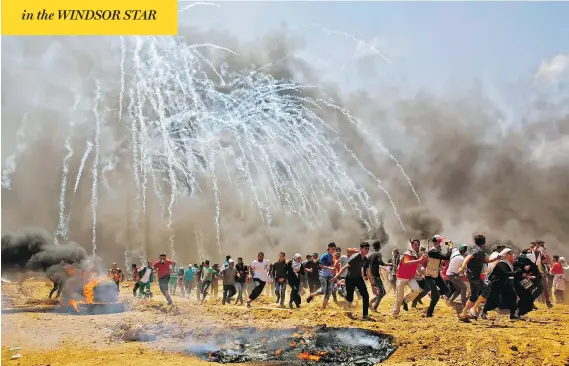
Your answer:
[153,253,175,306]
[424,235,452,317]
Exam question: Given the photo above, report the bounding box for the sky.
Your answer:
[181,1,569,95]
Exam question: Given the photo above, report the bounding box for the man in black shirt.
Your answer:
[235,257,247,305]
[331,242,372,320]
[304,253,320,293]
[272,252,288,307]
[458,233,501,322]
[368,241,392,312]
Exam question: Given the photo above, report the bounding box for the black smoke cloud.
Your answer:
[1,227,88,276]
[397,206,443,241]
[1,21,568,264]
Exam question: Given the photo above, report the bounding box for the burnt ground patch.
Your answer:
[186,326,396,365]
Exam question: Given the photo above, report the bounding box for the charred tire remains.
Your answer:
[188,327,396,365]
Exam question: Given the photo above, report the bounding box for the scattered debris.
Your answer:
[192,327,396,365]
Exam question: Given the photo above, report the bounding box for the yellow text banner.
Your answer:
[2,0,178,36]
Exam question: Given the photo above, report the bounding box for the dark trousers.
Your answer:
[249,279,266,301]
[158,275,173,305]
[49,282,63,299]
[223,284,236,303]
[425,276,450,316]
[289,281,301,307]
[133,282,141,297]
[308,279,320,293]
[412,278,430,306]
[468,275,484,302]
[114,280,120,290]
[345,277,370,317]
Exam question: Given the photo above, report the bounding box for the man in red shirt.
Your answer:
[393,239,427,317]
[153,253,175,306]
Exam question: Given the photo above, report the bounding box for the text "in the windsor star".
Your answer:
[21,9,158,21]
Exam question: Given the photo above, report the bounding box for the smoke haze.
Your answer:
[2,13,568,268]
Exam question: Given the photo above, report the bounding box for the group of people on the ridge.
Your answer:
[56,234,567,323]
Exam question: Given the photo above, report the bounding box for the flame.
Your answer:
[290,341,297,348]
[297,352,321,362]
[83,277,110,304]
[274,349,284,356]
[68,299,79,313]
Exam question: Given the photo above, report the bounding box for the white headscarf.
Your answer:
[291,253,302,273]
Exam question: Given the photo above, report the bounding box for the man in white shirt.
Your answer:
[247,252,271,308]
[136,261,154,298]
[446,244,468,305]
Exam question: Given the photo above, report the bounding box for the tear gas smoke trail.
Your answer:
[301,24,393,65]
[3,29,429,263]
[344,144,404,231]
[1,114,27,190]
[148,39,178,260]
[178,2,220,14]
[91,80,102,255]
[318,98,420,207]
[55,95,80,244]
[74,141,93,193]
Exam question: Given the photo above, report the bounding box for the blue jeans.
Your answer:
[318,275,333,300]
[275,279,287,303]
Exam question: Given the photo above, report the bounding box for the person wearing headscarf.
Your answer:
[286,253,305,309]
[550,256,566,303]
[513,250,539,316]
[478,248,520,320]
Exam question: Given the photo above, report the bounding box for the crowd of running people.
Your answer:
[99,234,568,322]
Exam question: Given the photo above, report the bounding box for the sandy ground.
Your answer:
[2,278,569,366]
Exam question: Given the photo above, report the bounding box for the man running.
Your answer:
[108,263,124,290]
[200,260,215,303]
[235,257,247,305]
[272,252,288,307]
[184,264,195,298]
[221,259,237,305]
[393,240,428,317]
[304,254,320,293]
[458,233,501,322]
[446,244,469,305]
[132,263,141,297]
[331,242,372,320]
[247,252,271,308]
[388,248,401,293]
[153,253,175,306]
[137,261,154,298]
[423,235,452,317]
[335,248,352,298]
[368,241,392,312]
[307,243,337,309]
